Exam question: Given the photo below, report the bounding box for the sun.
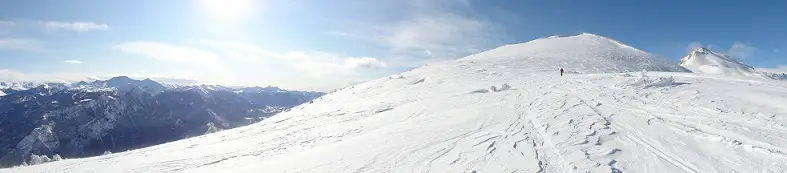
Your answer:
[199,0,255,21]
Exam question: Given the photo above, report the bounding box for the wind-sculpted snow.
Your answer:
[627,70,677,88]
[5,34,787,172]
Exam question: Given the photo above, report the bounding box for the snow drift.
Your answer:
[4,33,787,173]
[627,70,676,88]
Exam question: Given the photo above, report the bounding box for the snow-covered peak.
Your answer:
[106,76,134,84]
[235,86,286,94]
[462,33,688,73]
[679,47,759,77]
[0,82,42,91]
[175,85,214,98]
[71,81,90,87]
[87,76,166,95]
[692,47,712,53]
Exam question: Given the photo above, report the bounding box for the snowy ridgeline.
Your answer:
[4,33,787,173]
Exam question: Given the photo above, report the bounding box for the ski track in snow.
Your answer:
[5,34,787,173]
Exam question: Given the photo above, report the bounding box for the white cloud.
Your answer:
[200,40,388,70]
[291,54,388,76]
[1,20,108,33]
[290,57,388,91]
[386,13,494,53]
[115,41,219,66]
[294,60,353,78]
[0,69,95,82]
[204,40,392,90]
[324,31,352,37]
[275,51,389,83]
[201,41,355,63]
[387,13,500,60]
[727,42,756,59]
[0,68,206,85]
[64,60,83,64]
[199,40,280,62]
[42,21,109,32]
[331,0,503,67]
[0,38,44,52]
[344,57,387,69]
[116,40,389,91]
[285,51,344,61]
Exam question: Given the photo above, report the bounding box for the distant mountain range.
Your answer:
[0,76,323,167]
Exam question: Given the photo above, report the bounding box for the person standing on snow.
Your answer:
[560,68,564,76]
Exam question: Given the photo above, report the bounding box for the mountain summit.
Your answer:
[463,33,689,73]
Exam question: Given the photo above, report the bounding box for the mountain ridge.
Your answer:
[0,76,323,167]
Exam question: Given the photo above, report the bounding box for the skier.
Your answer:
[560,68,564,76]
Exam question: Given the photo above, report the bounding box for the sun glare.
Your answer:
[199,0,255,21]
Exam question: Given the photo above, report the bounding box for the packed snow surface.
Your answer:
[5,34,787,173]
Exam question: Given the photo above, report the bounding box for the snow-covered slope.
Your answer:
[463,33,689,73]
[679,47,760,76]
[6,34,787,173]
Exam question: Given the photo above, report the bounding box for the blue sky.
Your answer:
[1,0,785,91]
